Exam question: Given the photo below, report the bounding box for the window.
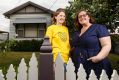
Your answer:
[38,23,46,38]
[16,23,46,38]
[16,24,24,38]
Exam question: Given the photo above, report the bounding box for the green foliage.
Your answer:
[10,39,43,51]
[0,40,11,53]
[66,0,119,32]
[108,53,119,74]
[111,34,119,44]
[0,39,43,52]
[110,34,119,53]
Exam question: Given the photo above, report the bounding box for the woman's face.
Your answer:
[78,11,90,25]
[55,11,66,25]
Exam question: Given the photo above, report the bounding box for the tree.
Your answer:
[65,0,119,32]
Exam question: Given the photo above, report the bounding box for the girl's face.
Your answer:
[55,11,66,25]
[78,11,90,25]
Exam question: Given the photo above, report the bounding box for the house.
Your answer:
[4,1,53,40]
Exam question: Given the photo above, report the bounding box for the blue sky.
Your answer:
[0,0,71,31]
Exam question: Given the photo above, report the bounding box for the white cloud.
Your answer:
[0,0,70,32]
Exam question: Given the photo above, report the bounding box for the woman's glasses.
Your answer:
[78,14,87,18]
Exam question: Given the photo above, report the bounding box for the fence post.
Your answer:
[39,36,54,80]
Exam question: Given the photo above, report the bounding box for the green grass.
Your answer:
[0,52,39,75]
[0,52,119,75]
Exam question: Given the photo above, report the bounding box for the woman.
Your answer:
[71,9,112,79]
[45,8,70,64]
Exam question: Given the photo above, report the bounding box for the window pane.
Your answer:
[39,30,45,38]
[38,23,46,38]
[18,30,24,37]
[25,24,37,37]
[16,24,24,38]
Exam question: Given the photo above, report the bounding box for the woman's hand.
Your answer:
[87,56,102,63]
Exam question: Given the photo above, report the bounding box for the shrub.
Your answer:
[0,40,11,53]
[110,34,119,54]
[0,39,43,52]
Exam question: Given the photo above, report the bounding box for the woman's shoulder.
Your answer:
[92,24,108,30]
[93,24,109,37]
[93,24,106,28]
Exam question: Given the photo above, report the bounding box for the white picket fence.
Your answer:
[0,53,119,80]
[55,54,119,80]
[0,53,38,80]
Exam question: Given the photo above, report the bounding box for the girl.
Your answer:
[45,8,70,64]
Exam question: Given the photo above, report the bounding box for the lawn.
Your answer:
[0,52,39,74]
[0,52,119,75]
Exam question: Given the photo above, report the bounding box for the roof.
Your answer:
[0,30,8,33]
[3,1,54,18]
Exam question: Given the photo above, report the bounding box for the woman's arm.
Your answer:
[87,36,111,63]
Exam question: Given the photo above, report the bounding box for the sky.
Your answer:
[0,0,71,32]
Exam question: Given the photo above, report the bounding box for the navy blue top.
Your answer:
[71,24,112,79]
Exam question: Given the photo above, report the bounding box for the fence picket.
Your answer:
[66,58,76,80]
[55,54,64,80]
[0,70,5,80]
[88,70,98,80]
[17,58,27,80]
[28,53,38,80]
[100,70,109,80]
[111,70,119,80]
[6,64,16,80]
[77,64,87,80]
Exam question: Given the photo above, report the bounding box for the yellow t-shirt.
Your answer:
[45,25,70,63]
